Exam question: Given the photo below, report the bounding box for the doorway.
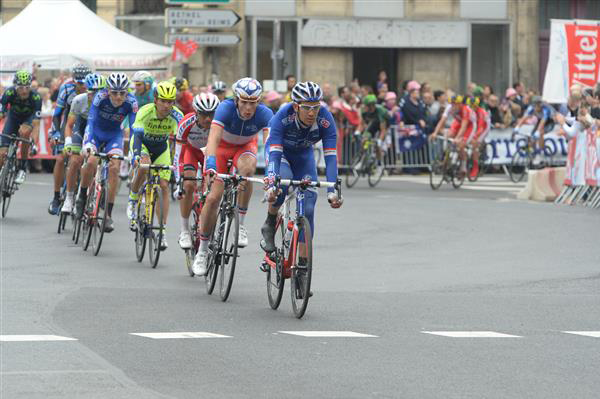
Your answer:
[353,48,398,93]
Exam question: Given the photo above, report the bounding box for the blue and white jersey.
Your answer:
[525,104,553,120]
[212,98,273,145]
[266,102,338,192]
[87,89,138,138]
[51,78,79,132]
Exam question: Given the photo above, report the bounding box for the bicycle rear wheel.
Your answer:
[148,188,164,269]
[219,204,239,302]
[205,233,219,295]
[134,196,147,262]
[81,190,95,252]
[451,157,465,189]
[266,216,286,310]
[185,206,201,277]
[509,146,528,183]
[290,216,313,319]
[73,215,82,244]
[429,151,446,190]
[92,184,108,256]
[345,152,362,188]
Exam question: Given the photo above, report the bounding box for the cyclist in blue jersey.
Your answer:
[513,95,555,167]
[261,81,343,254]
[48,64,91,214]
[75,73,138,232]
[191,77,273,276]
[60,73,106,214]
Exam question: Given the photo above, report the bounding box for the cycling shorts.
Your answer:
[1,114,34,147]
[83,129,124,157]
[182,145,205,174]
[131,134,172,181]
[216,136,258,173]
[449,119,475,141]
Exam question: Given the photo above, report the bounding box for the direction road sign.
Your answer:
[168,33,241,46]
[166,9,240,29]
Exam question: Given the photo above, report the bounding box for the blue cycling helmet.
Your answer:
[232,77,262,101]
[291,81,323,103]
[84,73,106,91]
[106,72,130,91]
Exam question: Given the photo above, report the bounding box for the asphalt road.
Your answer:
[1,172,599,399]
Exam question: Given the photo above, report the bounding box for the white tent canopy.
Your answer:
[0,0,171,72]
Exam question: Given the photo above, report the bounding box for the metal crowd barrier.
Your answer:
[555,185,600,208]
[337,125,433,172]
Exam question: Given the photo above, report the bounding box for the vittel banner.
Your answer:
[543,19,600,103]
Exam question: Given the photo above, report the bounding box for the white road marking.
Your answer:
[562,331,600,338]
[421,331,522,338]
[129,332,231,339]
[460,185,522,192]
[0,335,77,342]
[278,331,378,338]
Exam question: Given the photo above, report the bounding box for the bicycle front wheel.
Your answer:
[82,189,96,251]
[185,206,201,277]
[205,232,219,295]
[219,205,239,302]
[345,151,362,188]
[509,146,528,183]
[92,184,108,256]
[290,216,313,319]
[266,216,286,310]
[429,153,446,190]
[367,154,384,187]
[148,187,164,269]
[1,161,16,218]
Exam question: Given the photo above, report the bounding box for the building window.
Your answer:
[131,0,166,14]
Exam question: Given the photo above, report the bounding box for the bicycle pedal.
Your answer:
[260,262,269,272]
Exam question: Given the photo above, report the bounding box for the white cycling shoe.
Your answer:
[192,250,209,276]
[178,231,192,249]
[238,225,248,248]
[61,195,74,213]
[15,170,26,185]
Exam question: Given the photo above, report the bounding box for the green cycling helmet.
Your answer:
[14,70,32,86]
[363,94,377,106]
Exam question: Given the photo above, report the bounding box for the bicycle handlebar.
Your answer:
[93,152,125,161]
[0,133,33,144]
[138,164,175,171]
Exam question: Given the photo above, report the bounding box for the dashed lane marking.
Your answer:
[278,331,378,338]
[0,335,77,342]
[421,331,522,338]
[562,331,600,338]
[129,332,231,339]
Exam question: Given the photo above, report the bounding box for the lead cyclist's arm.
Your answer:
[204,104,229,174]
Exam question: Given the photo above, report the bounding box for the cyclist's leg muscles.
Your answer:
[289,149,318,235]
[66,132,83,193]
[234,139,258,221]
[0,115,18,168]
[153,146,172,224]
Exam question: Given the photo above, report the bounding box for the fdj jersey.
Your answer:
[132,103,183,156]
[0,87,42,120]
[88,89,138,136]
[212,98,273,144]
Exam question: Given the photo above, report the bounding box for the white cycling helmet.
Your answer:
[132,70,153,84]
[192,92,220,113]
[106,72,130,91]
[291,81,323,103]
[232,77,262,101]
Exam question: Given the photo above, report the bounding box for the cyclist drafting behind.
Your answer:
[48,64,91,215]
[261,81,343,255]
[0,70,41,184]
[447,95,476,177]
[468,96,491,178]
[60,73,106,214]
[132,71,155,107]
[191,77,273,276]
[127,81,183,250]
[513,95,555,167]
[360,94,389,167]
[173,92,220,250]
[76,73,138,232]
[211,80,228,102]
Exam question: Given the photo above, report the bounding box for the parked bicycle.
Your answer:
[132,164,174,269]
[0,133,33,218]
[80,151,124,256]
[345,131,384,188]
[509,131,553,183]
[429,136,465,190]
[260,177,342,319]
[203,170,263,302]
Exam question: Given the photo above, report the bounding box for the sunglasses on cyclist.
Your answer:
[15,85,31,90]
[198,111,215,118]
[109,90,128,96]
[298,104,321,112]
